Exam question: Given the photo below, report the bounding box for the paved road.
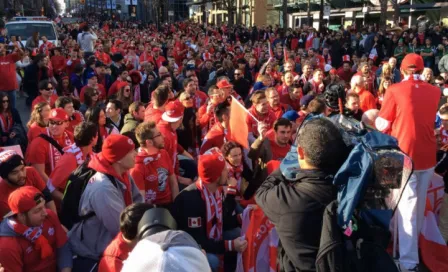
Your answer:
[16,95,31,127]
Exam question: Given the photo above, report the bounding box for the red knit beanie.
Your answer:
[198,148,226,184]
[101,135,135,163]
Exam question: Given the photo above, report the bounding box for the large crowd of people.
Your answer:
[0,16,447,272]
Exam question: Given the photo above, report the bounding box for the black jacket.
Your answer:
[172,183,239,255]
[255,169,336,272]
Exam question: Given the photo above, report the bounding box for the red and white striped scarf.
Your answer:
[0,112,13,133]
[63,143,85,165]
[227,162,243,192]
[47,128,73,171]
[196,179,223,241]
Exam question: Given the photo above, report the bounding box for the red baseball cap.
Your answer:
[329,68,337,75]
[400,53,424,72]
[162,100,185,123]
[198,148,226,184]
[101,134,135,164]
[49,108,69,121]
[152,47,161,52]
[4,186,44,218]
[217,79,233,89]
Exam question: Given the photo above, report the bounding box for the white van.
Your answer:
[5,17,60,48]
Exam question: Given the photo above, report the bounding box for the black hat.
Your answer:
[0,150,24,179]
[324,84,346,110]
[95,61,106,68]
[112,53,124,62]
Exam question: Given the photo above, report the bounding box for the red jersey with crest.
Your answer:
[131,149,174,205]
[0,210,68,272]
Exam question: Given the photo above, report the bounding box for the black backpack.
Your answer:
[59,157,117,230]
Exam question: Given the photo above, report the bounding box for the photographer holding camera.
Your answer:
[256,118,349,272]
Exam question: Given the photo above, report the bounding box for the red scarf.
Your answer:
[227,162,243,192]
[47,128,73,171]
[196,179,223,241]
[0,112,13,132]
[7,218,53,259]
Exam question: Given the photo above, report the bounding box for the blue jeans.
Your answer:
[206,227,242,272]
[0,90,16,109]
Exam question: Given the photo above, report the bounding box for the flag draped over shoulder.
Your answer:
[230,96,250,149]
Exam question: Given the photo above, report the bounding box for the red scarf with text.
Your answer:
[7,219,53,259]
[47,128,73,171]
[227,162,244,192]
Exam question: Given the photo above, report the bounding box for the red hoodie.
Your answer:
[130,149,174,205]
[88,154,132,206]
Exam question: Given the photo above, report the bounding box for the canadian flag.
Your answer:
[419,174,448,271]
[188,217,202,228]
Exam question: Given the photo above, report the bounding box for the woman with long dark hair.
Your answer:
[57,75,80,109]
[26,101,51,143]
[0,93,26,150]
[85,107,119,153]
[79,87,104,115]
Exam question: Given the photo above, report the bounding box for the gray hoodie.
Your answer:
[0,211,73,270]
[68,172,143,260]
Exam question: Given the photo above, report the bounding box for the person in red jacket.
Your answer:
[26,108,74,185]
[55,96,83,133]
[0,186,72,272]
[337,61,354,84]
[0,149,56,218]
[95,44,112,65]
[49,122,97,203]
[157,100,190,186]
[98,203,153,272]
[0,42,23,109]
[50,47,66,77]
[144,85,170,123]
[131,121,179,206]
[200,102,231,155]
[375,53,441,272]
[184,77,208,110]
[198,85,226,139]
[247,91,276,142]
[350,75,377,113]
[79,72,107,102]
[31,80,59,109]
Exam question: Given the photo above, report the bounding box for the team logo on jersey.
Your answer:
[157,168,169,191]
[145,189,156,203]
[48,227,55,236]
[146,175,157,182]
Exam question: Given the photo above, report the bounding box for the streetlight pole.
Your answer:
[307,0,311,27]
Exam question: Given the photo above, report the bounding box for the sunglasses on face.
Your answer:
[2,99,9,103]
[124,88,131,92]
[44,87,53,91]
[92,92,99,96]
[234,73,241,76]
[49,120,64,126]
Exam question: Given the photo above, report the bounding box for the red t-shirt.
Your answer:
[66,112,84,133]
[98,233,132,272]
[157,122,178,173]
[280,94,301,111]
[0,53,20,91]
[27,123,47,144]
[31,94,59,109]
[0,210,67,272]
[357,89,377,113]
[26,130,74,176]
[265,129,291,160]
[131,149,174,205]
[50,55,66,75]
[378,79,439,170]
[0,167,46,218]
[246,107,276,138]
[144,104,164,124]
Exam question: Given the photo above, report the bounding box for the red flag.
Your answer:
[230,96,249,149]
[419,198,448,271]
[236,207,278,272]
